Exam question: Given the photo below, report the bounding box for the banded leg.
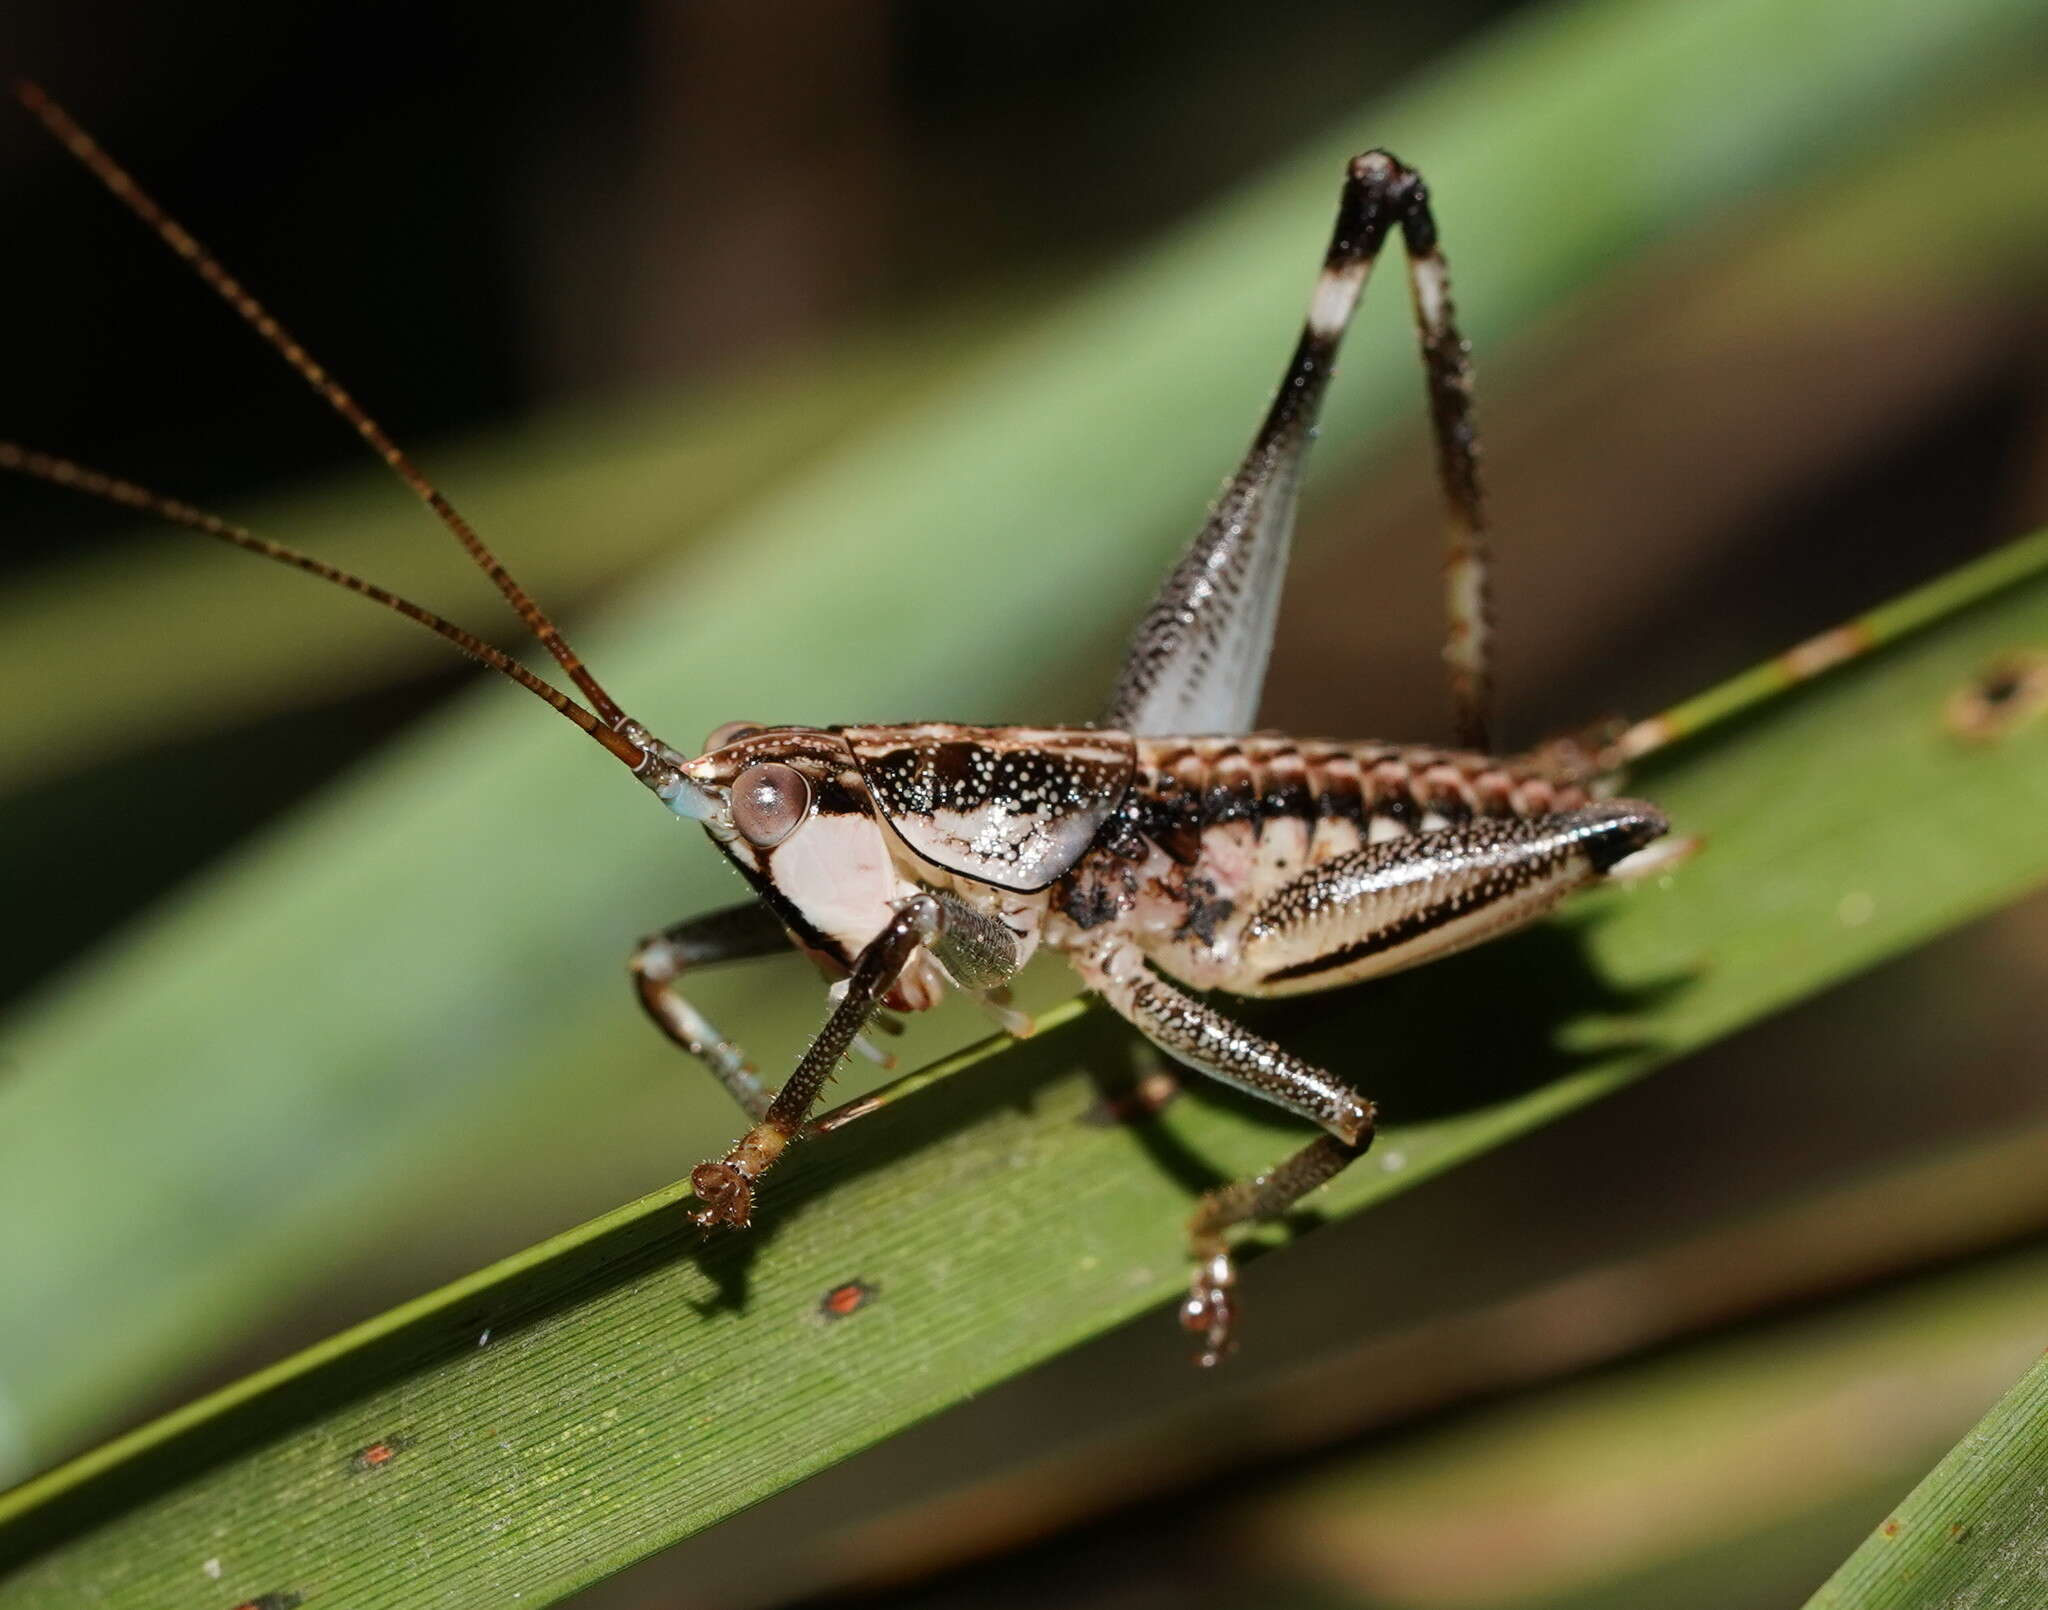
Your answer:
[690,894,941,1229]
[1387,162,1493,755]
[631,901,795,1121]
[1071,937,1375,1367]
[1102,150,1494,754]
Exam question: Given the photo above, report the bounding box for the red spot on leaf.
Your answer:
[348,1435,408,1472]
[820,1280,877,1320]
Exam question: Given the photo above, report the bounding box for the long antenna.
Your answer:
[0,442,646,769]
[14,79,632,733]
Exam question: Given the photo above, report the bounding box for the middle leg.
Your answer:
[1070,936,1376,1367]
[631,899,795,1122]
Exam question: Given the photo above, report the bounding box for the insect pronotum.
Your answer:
[12,82,1735,1366]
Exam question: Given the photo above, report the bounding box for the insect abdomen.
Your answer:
[1132,735,1596,865]
[1048,736,1609,990]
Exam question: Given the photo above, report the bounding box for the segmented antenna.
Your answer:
[13,79,632,734]
[0,442,646,768]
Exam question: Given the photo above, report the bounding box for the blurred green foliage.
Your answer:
[2,0,2047,1603]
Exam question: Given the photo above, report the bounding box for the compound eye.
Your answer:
[730,762,811,847]
[703,720,762,753]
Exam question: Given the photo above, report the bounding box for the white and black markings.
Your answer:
[1244,804,1667,992]
[844,724,1136,894]
[10,88,1733,1367]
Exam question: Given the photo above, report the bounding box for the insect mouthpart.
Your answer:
[653,771,732,832]
[617,720,731,829]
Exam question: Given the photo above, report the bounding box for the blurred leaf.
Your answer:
[0,312,997,794]
[2,512,2045,1600]
[1243,1244,2048,1610]
[0,0,2042,1528]
[1805,1352,2048,1608]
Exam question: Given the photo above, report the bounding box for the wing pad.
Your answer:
[845,724,1136,893]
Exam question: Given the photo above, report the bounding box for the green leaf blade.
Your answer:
[1807,1352,2048,1609]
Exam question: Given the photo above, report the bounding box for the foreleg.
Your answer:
[690,895,940,1229]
